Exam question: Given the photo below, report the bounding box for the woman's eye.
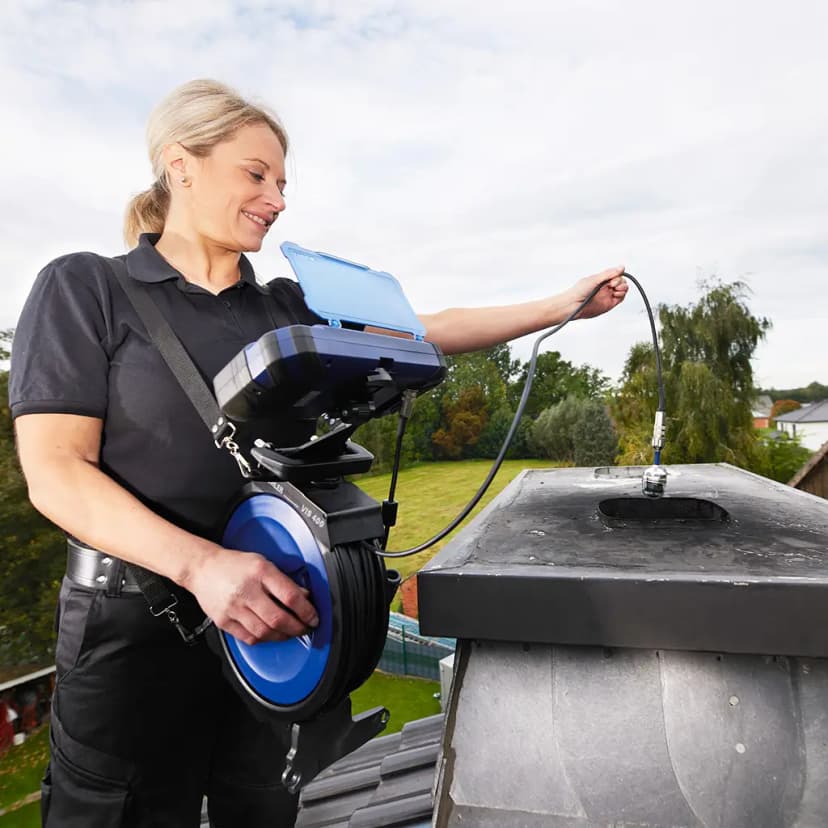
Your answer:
[249,171,265,182]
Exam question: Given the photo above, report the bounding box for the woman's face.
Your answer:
[183,122,287,253]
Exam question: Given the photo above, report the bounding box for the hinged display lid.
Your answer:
[280,242,426,340]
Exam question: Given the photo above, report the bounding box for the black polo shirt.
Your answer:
[9,233,324,538]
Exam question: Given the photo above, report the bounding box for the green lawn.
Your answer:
[351,671,442,735]
[0,726,47,827]
[0,802,38,828]
[358,458,558,579]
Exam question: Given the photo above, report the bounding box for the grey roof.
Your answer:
[752,394,773,416]
[199,714,442,827]
[295,714,443,827]
[775,400,828,423]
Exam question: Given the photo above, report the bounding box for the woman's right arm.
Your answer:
[15,412,319,644]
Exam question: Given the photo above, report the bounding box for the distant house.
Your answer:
[752,394,773,429]
[774,400,828,451]
[789,440,828,500]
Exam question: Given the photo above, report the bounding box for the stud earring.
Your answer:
[180,175,191,186]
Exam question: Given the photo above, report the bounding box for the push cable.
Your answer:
[377,271,665,558]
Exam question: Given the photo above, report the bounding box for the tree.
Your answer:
[613,343,660,465]
[770,399,801,420]
[432,385,489,459]
[760,381,828,404]
[508,351,609,420]
[0,330,65,666]
[352,345,517,469]
[613,280,771,467]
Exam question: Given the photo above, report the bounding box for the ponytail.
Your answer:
[123,180,169,248]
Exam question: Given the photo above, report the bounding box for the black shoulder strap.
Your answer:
[106,257,252,643]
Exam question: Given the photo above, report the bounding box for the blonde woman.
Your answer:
[10,79,627,826]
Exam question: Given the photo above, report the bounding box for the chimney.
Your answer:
[418,464,828,827]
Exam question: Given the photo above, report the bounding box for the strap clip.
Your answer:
[211,417,258,479]
[166,611,214,646]
[149,594,214,645]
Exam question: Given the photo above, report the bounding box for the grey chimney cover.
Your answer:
[418,464,828,657]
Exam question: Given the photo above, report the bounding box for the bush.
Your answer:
[572,401,619,466]
[750,430,812,483]
[532,396,618,466]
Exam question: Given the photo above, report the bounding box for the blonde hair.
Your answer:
[123,79,288,247]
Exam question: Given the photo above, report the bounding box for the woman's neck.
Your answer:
[155,228,241,294]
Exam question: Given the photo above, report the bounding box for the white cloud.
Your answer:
[1,0,826,389]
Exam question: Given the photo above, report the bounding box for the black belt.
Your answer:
[66,537,142,595]
[65,537,213,643]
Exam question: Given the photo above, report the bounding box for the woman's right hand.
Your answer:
[185,547,320,645]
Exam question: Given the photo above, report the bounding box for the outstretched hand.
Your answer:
[566,266,628,320]
[187,547,319,645]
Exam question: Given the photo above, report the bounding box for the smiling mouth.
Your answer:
[242,210,272,231]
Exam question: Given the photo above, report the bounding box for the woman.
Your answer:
[9,79,627,827]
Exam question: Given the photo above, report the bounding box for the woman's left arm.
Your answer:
[417,266,628,355]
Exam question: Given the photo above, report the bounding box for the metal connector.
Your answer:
[400,389,417,419]
[651,409,665,451]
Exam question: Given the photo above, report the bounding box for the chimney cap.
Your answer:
[418,464,828,657]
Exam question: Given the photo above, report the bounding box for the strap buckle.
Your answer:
[149,594,179,618]
[211,417,258,479]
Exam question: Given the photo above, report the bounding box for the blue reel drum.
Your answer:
[214,478,398,722]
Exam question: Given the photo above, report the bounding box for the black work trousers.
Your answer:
[41,577,298,827]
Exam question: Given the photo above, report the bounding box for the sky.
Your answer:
[1,0,826,389]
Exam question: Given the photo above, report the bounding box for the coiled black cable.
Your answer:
[377,271,665,559]
[321,539,394,712]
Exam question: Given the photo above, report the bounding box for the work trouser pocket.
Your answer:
[54,578,101,681]
[42,712,132,827]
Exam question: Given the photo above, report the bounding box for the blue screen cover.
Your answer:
[280,242,426,340]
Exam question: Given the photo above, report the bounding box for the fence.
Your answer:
[378,623,455,681]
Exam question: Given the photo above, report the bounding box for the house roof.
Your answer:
[789,440,828,488]
[774,400,828,423]
[199,714,442,827]
[752,394,773,417]
[295,714,443,827]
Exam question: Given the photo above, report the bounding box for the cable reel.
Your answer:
[214,479,398,722]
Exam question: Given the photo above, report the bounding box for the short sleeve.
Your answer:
[8,253,113,420]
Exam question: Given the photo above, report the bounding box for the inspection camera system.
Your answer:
[208,243,666,790]
[209,244,446,790]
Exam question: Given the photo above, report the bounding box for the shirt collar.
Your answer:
[125,233,267,293]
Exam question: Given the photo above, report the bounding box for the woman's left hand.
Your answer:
[565,266,628,320]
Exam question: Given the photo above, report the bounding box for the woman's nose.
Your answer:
[265,186,286,215]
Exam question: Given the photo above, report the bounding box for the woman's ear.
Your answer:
[161,143,189,183]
